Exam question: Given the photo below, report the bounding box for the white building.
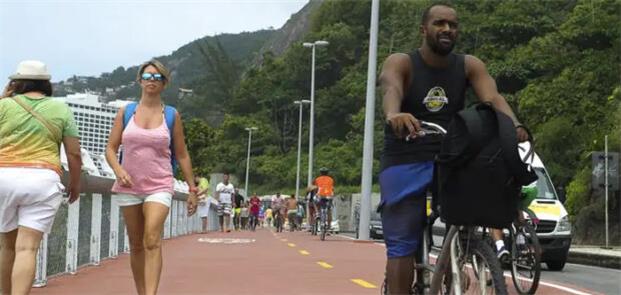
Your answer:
[54,93,133,156]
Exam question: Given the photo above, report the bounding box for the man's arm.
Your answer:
[197,187,208,197]
[466,55,529,142]
[379,53,422,138]
[214,184,221,201]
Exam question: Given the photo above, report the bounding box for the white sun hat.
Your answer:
[9,60,51,80]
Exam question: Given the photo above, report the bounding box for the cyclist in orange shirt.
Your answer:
[314,167,335,226]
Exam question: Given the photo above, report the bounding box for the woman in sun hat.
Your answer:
[0,60,82,294]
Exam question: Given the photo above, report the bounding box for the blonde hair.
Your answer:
[136,59,171,85]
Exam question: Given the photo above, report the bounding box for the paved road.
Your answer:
[343,231,618,295]
[539,263,621,295]
[34,227,610,294]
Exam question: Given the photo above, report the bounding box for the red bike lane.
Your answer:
[31,228,599,294]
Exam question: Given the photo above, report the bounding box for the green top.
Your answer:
[521,185,538,209]
[0,95,79,175]
[198,177,209,191]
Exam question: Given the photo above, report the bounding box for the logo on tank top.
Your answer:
[423,87,449,112]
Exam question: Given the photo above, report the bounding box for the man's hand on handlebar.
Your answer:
[516,126,529,143]
[386,112,421,139]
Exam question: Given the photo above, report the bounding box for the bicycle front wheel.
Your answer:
[466,239,508,295]
[430,225,458,294]
[511,223,541,294]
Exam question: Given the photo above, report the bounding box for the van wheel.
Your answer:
[546,260,566,271]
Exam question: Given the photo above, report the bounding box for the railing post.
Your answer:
[123,226,130,253]
[171,201,178,237]
[181,202,187,235]
[66,195,80,274]
[109,196,120,257]
[163,207,172,239]
[90,193,102,265]
[33,233,48,287]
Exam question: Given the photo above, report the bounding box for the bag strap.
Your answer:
[163,105,177,171]
[495,109,537,186]
[123,102,138,129]
[11,96,61,142]
[458,106,485,152]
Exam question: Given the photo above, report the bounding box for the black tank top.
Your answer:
[381,50,468,170]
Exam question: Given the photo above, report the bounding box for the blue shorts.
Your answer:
[379,162,434,258]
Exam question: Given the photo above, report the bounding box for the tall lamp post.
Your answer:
[358,0,379,240]
[244,127,258,197]
[294,99,311,199]
[302,40,329,187]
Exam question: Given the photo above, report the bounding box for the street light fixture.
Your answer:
[177,88,193,100]
[244,127,258,197]
[294,99,311,199]
[302,40,329,187]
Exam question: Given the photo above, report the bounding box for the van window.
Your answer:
[534,168,556,200]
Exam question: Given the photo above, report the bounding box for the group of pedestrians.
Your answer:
[195,173,266,233]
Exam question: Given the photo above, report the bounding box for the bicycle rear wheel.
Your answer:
[312,218,318,235]
[510,223,541,294]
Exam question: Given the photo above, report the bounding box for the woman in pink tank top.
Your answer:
[105,60,198,295]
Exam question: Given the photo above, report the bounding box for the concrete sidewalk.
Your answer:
[568,245,621,269]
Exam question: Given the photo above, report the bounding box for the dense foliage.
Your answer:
[186,0,619,201]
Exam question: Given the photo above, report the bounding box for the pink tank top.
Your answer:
[111,115,174,195]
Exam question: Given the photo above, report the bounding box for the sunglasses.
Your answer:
[141,73,164,81]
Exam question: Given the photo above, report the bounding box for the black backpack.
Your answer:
[436,103,537,229]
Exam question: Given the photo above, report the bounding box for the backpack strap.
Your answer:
[119,102,138,165]
[123,102,138,129]
[163,105,178,172]
[163,105,176,136]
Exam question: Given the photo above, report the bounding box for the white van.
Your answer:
[520,142,572,271]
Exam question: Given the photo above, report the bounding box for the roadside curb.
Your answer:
[567,251,621,269]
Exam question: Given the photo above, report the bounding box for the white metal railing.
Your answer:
[33,190,208,288]
[32,149,209,288]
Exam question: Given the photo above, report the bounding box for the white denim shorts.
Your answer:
[115,192,173,208]
[198,199,211,218]
[0,167,64,234]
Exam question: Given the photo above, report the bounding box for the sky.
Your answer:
[0,0,308,82]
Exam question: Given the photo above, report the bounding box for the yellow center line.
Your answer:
[316,261,333,269]
[351,279,377,289]
[299,250,310,255]
[288,243,296,247]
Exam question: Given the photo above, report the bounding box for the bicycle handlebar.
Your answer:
[405,121,447,142]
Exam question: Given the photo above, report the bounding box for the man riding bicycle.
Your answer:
[305,185,318,232]
[271,192,285,230]
[314,167,335,230]
[249,193,261,230]
[378,3,528,294]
